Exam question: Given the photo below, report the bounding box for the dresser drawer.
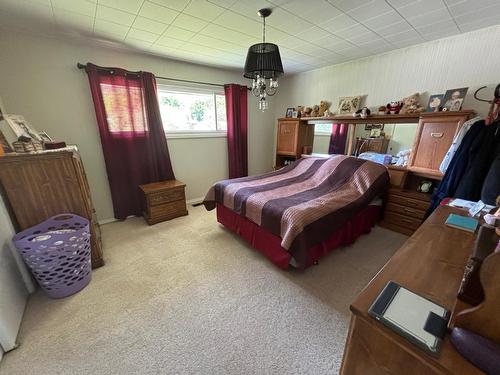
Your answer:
[386,202,426,219]
[148,188,185,206]
[383,211,422,230]
[148,200,187,220]
[388,194,429,211]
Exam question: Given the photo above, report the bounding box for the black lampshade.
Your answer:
[243,42,284,80]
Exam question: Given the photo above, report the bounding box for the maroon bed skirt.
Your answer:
[216,203,381,269]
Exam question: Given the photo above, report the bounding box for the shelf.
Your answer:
[305,113,421,124]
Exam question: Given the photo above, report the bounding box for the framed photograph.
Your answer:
[285,107,294,118]
[426,94,444,112]
[365,124,384,131]
[38,131,52,142]
[0,96,6,121]
[337,96,361,115]
[4,114,42,141]
[443,88,468,111]
[292,110,298,118]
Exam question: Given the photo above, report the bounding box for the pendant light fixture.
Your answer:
[244,8,284,111]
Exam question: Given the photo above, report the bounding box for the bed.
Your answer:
[203,155,390,269]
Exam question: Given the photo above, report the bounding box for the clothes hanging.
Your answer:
[454,120,500,201]
[439,116,482,173]
[481,143,500,205]
[426,119,485,217]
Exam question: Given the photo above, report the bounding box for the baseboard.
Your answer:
[98,218,118,225]
[187,197,204,205]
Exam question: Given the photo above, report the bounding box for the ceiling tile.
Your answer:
[459,15,500,32]
[213,11,262,38]
[297,26,333,41]
[163,25,195,41]
[363,10,404,29]
[335,23,372,39]
[416,19,458,36]
[148,0,191,11]
[132,16,169,34]
[154,34,185,47]
[396,0,446,19]
[280,0,344,25]
[318,13,359,34]
[347,0,394,23]
[139,2,179,24]
[51,0,96,17]
[171,14,209,32]
[453,3,500,23]
[126,28,160,42]
[200,23,259,45]
[266,7,313,34]
[96,5,136,26]
[448,0,499,17]
[229,0,273,18]
[183,0,226,21]
[374,20,413,37]
[98,0,143,14]
[314,34,348,49]
[332,0,375,13]
[347,31,385,44]
[406,8,451,28]
[94,19,130,39]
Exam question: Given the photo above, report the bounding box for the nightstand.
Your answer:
[139,180,188,225]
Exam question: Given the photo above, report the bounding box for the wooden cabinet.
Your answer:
[139,180,188,225]
[354,137,389,155]
[341,206,483,375]
[408,111,475,177]
[0,150,104,268]
[275,118,314,168]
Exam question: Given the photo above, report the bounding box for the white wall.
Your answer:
[0,33,275,221]
[0,196,35,358]
[275,25,500,155]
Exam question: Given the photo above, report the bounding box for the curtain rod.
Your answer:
[76,63,250,90]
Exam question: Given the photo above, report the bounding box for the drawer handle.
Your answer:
[430,132,443,138]
[402,218,414,224]
[405,200,418,207]
[403,208,415,213]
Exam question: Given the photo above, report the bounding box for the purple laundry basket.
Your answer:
[13,214,92,299]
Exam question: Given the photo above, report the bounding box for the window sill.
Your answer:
[165,131,227,139]
[315,132,332,137]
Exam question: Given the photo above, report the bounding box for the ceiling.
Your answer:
[0,0,499,73]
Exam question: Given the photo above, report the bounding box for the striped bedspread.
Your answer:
[204,156,389,264]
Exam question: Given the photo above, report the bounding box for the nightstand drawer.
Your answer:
[388,194,429,211]
[383,211,422,230]
[148,200,188,222]
[386,202,426,219]
[148,188,185,206]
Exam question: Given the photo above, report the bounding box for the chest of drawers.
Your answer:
[139,180,188,225]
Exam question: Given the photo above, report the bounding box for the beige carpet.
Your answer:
[0,206,407,375]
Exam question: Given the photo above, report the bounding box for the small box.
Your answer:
[139,180,188,225]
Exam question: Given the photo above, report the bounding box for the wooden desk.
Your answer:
[340,206,483,374]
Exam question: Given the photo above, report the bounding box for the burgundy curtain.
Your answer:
[84,63,175,219]
[224,84,248,179]
[328,123,348,155]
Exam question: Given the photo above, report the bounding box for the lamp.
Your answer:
[244,8,284,111]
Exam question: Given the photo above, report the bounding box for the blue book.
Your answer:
[445,214,478,233]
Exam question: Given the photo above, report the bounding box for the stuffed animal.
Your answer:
[353,107,371,119]
[318,100,331,117]
[395,149,412,167]
[303,106,312,117]
[387,101,402,114]
[310,104,320,117]
[296,105,305,118]
[400,93,425,114]
[378,106,387,115]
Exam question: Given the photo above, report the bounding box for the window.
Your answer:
[157,85,227,137]
[100,82,146,133]
[314,123,333,135]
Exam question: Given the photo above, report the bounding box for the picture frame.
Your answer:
[285,107,294,118]
[443,88,468,111]
[4,114,42,141]
[292,110,298,118]
[38,131,52,142]
[426,94,444,112]
[365,123,384,131]
[337,96,361,115]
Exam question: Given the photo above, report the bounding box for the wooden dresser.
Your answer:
[139,180,188,225]
[275,118,314,168]
[0,150,104,268]
[341,206,483,374]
